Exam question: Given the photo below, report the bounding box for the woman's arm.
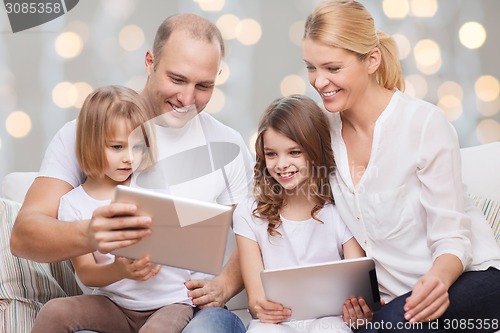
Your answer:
[236,234,291,322]
[403,253,462,323]
[408,110,471,322]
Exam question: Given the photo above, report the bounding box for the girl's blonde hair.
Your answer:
[253,95,335,237]
[304,0,405,91]
[76,85,156,179]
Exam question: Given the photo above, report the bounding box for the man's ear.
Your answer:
[145,50,154,75]
[367,47,381,75]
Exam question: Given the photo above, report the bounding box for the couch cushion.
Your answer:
[461,142,500,202]
[470,195,500,246]
[1,172,38,203]
[0,198,81,332]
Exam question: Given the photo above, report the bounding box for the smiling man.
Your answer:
[11,14,253,333]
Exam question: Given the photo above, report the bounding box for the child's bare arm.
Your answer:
[236,234,291,322]
[343,237,365,259]
[72,254,161,287]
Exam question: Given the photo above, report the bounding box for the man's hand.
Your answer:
[185,276,229,309]
[89,203,152,254]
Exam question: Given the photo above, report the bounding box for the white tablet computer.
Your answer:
[111,185,232,275]
[261,257,381,321]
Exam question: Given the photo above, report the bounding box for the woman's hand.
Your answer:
[115,255,161,281]
[253,297,291,323]
[404,274,450,323]
[342,297,378,328]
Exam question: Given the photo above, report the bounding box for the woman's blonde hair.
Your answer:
[304,0,405,91]
[76,85,156,179]
[253,95,335,237]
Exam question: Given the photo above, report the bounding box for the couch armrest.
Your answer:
[2,172,38,203]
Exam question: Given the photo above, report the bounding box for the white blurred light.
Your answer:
[459,22,486,49]
[236,19,262,45]
[438,81,464,101]
[103,0,134,19]
[410,0,438,17]
[119,25,145,51]
[0,83,17,111]
[6,111,31,138]
[414,39,441,75]
[289,20,305,47]
[476,119,500,144]
[55,32,83,59]
[437,81,464,122]
[126,76,147,92]
[73,82,94,109]
[392,34,411,60]
[404,75,428,99]
[475,75,500,102]
[382,0,409,19]
[197,0,225,12]
[438,95,463,122]
[217,14,240,40]
[215,61,230,86]
[204,87,225,113]
[476,98,500,117]
[65,21,90,43]
[280,75,307,96]
[52,82,78,108]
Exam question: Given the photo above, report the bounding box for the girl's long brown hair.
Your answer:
[253,95,335,237]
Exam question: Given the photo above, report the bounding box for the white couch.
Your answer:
[1,142,499,332]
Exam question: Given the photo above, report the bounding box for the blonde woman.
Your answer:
[302,1,500,332]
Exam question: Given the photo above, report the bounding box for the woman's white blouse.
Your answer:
[328,90,500,301]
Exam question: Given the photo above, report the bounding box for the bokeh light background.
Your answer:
[1,0,499,190]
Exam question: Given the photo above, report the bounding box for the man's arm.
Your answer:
[10,177,91,262]
[185,247,244,308]
[11,177,153,262]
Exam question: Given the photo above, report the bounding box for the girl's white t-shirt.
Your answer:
[233,197,354,270]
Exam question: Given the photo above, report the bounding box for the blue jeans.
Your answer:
[182,306,246,333]
[357,267,500,333]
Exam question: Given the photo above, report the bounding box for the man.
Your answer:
[11,14,252,333]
